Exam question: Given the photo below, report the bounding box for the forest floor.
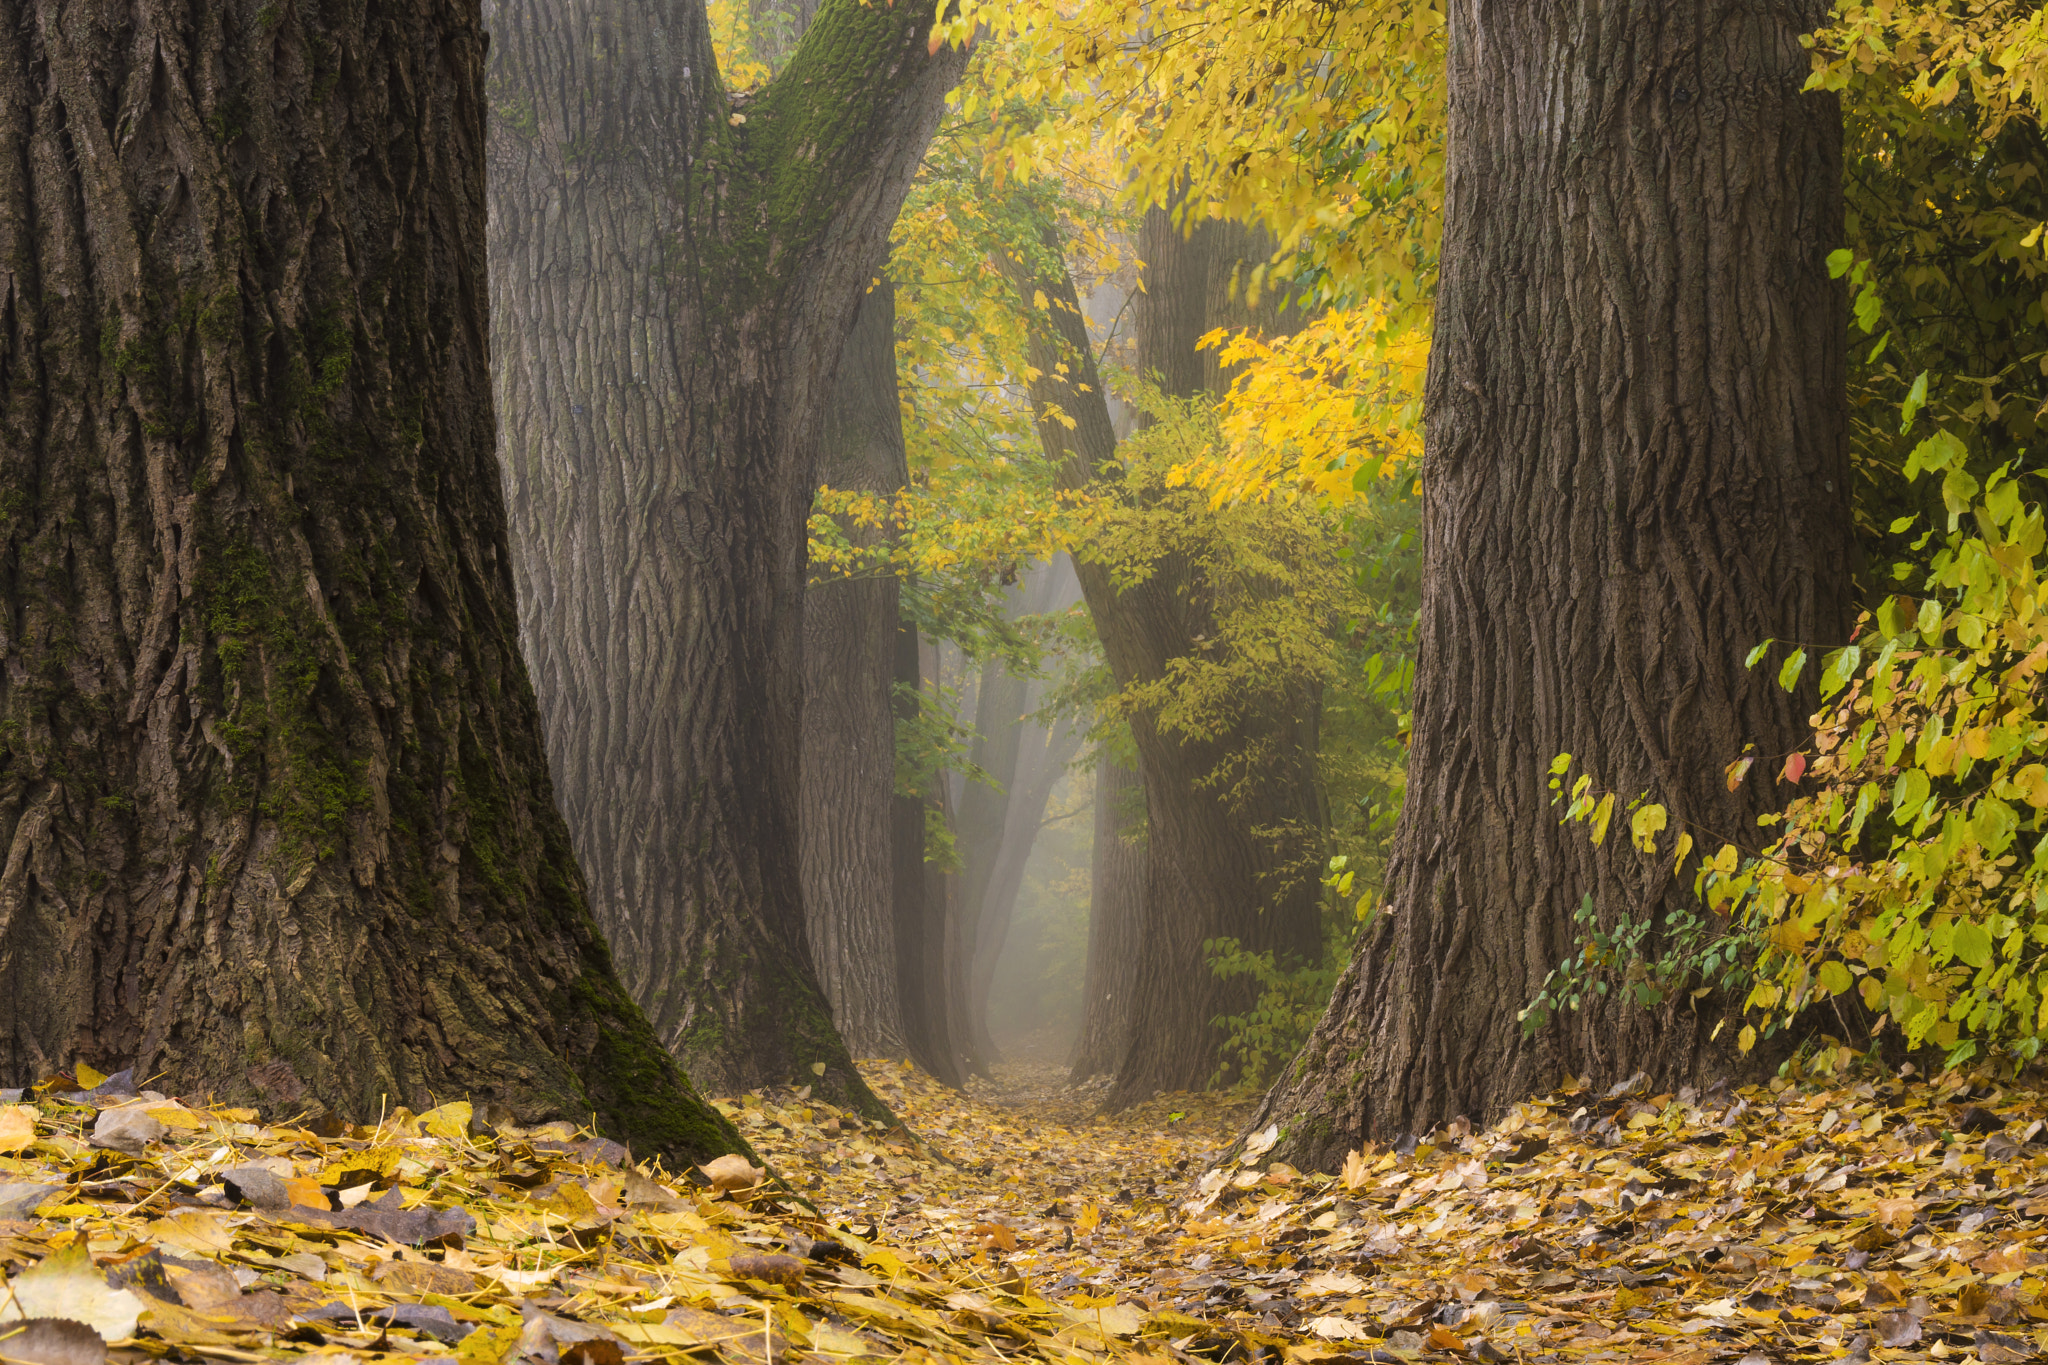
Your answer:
[5,1055,2048,1365]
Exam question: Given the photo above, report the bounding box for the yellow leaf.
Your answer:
[1589,793,1616,846]
[417,1101,473,1142]
[0,1106,35,1154]
[1630,804,1668,853]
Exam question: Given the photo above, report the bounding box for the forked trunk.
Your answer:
[486,0,963,1113]
[1252,0,1850,1168]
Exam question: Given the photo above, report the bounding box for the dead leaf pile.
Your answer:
[732,1059,2048,1365]
[15,1055,2048,1365]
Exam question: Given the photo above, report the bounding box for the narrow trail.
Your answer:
[732,1058,2048,1365]
[4,1055,2048,1365]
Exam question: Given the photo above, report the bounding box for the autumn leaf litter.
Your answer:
[5,1060,2048,1365]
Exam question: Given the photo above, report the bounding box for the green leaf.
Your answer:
[1942,466,1980,516]
[1817,960,1854,997]
[1819,644,1861,699]
[1987,477,2022,527]
[1901,370,1929,432]
[1888,514,1917,533]
[1855,281,1883,334]
[1826,248,1854,279]
[1778,648,1807,692]
[1893,767,1930,818]
[1745,639,1775,669]
[1953,921,1994,970]
[1875,596,1914,636]
[1905,428,1966,478]
[1917,596,1944,636]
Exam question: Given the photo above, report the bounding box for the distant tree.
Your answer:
[1252,0,1852,1166]
[1008,213,1328,1104]
[1070,756,1145,1082]
[0,0,741,1164]
[486,0,964,1114]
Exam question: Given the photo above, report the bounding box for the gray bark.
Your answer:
[485,0,964,1114]
[1070,755,1145,1081]
[801,282,909,1059]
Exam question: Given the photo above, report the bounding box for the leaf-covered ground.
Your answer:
[8,1057,2048,1365]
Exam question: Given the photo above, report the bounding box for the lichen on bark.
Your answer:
[0,0,742,1170]
[485,0,962,1116]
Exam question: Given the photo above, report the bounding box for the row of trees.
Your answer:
[9,0,2035,1172]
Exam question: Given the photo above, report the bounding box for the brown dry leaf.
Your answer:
[699,1154,766,1193]
[971,1221,1017,1252]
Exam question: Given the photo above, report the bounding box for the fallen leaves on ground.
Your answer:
[737,1056,2048,1365]
[9,1056,2048,1365]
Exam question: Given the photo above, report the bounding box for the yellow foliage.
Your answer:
[940,0,1444,307]
[1173,304,1427,506]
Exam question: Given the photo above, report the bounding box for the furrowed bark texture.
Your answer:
[1070,756,1145,1081]
[801,282,908,1059]
[486,0,963,1114]
[1010,218,1325,1106]
[0,0,744,1166]
[1253,0,1850,1170]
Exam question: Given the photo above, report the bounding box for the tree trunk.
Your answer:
[801,282,909,1059]
[950,560,1080,1069]
[485,0,963,1114]
[964,713,1084,1053]
[1070,756,1145,1081]
[893,616,962,1085]
[1253,0,1850,1170]
[0,0,743,1166]
[1008,216,1327,1105]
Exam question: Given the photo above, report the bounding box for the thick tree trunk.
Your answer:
[801,283,909,1059]
[1070,756,1145,1081]
[1010,215,1326,1105]
[1253,0,1850,1169]
[485,0,963,1113]
[0,0,742,1165]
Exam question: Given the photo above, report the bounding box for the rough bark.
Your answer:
[1252,0,1850,1169]
[801,282,909,1059]
[1070,756,1145,1081]
[0,0,744,1166]
[485,0,964,1113]
[1007,217,1327,1105]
